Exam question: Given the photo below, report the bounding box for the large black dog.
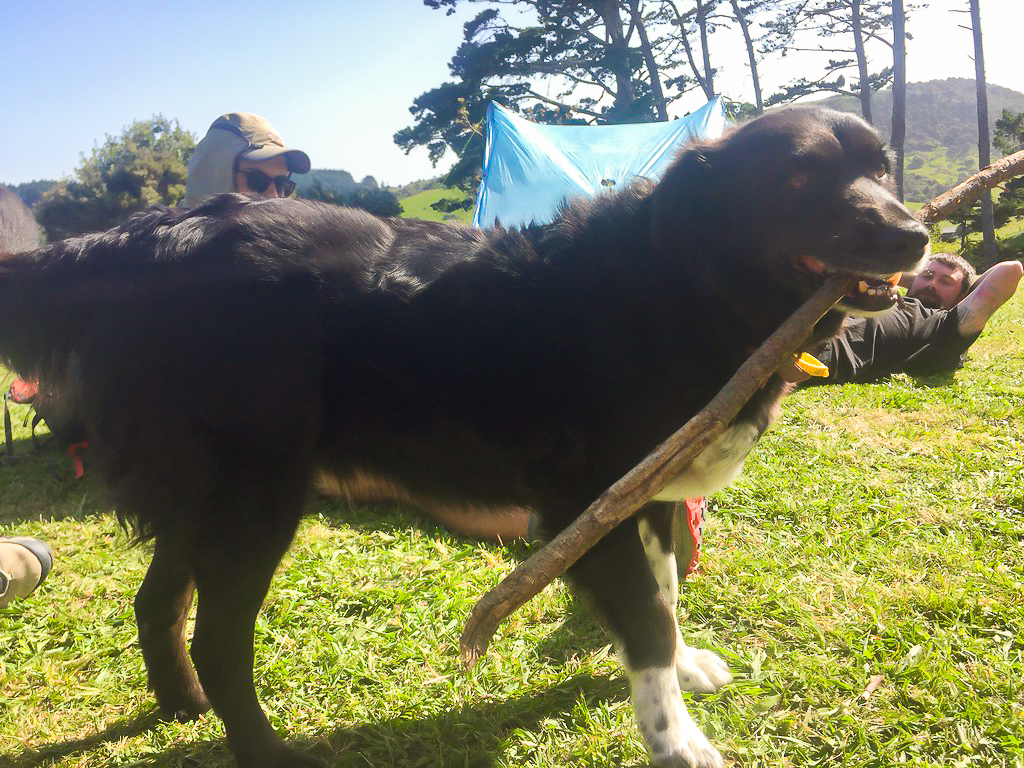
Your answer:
[0,109,927,767]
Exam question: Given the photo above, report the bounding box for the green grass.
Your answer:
[2,290,1023,767]
[398,187,473,224]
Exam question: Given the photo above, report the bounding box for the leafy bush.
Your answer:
[35,116,194,241]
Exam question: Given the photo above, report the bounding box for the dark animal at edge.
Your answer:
[0,109,928,767]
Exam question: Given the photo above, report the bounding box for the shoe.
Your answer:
[0,537,54,607]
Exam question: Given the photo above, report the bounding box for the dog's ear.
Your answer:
[649,141,725,255]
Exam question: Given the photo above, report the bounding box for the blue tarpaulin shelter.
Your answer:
[472,96,728,229]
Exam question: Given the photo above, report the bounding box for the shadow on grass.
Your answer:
[0,438,100,526]
[0,675,638,768]
[0,435,64,468]
[0,707,165,768]
[315,497,620,660]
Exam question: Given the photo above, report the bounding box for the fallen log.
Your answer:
[461,273,854,665]
[917,149,1024,225]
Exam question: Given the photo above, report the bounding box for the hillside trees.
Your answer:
[299,176,403,216]
[993,109,1024,238]
[402,0,910,200]
[993,109,1024,155]
[940,111,1024,256]
[35,116,194,241]
[396,0,720,198]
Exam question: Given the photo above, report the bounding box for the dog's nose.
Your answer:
[882,218,930,257]
[857,212,929,261]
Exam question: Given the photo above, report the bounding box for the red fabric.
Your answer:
[68,442,89,479]
[8,378,40,404]
[682,497,705,577]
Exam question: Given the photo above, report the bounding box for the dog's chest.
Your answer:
[649,374,788,502]
[651,420,762,502]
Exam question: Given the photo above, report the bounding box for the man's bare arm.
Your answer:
[957,260,1024,336]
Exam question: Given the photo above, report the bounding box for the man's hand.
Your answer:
[957,260,1023,336]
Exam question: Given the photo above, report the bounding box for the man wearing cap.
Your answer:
[184,112,311,207]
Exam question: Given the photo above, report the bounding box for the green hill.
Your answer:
[814,78,1024,202]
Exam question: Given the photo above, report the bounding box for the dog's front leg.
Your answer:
[639,504,733,696]
[566,512,725,768]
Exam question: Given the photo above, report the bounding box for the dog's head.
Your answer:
[652,107,929,317]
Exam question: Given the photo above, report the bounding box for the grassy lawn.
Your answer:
[2,287,1022,767]
[398,187,474,225]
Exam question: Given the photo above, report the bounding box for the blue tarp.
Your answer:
[472,96,728,229]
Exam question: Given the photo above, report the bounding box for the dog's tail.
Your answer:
[0,245,71,381]
[0,203,196,382]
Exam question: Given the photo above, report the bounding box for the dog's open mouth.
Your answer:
[799,255,903,314]
[839,273,903,313]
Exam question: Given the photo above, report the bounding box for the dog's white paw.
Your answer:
[629,666,725,768]
[675,642,733,693]
[651,732,726,768]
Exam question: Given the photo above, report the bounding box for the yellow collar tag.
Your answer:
[793,352,829,377]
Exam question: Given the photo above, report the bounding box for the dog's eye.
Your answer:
[789,172,811,189]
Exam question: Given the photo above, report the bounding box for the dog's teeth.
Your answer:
[858,281,869,293]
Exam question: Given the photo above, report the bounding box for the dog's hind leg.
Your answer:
[566,511,724,768]
[135,536,209,721]
[638,504,732,696]
[186,478,324,768]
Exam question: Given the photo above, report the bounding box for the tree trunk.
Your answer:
[852,0,873,123]
[917,149,1024,225]
[599,0,638,117]
[970,0,998,264]
[890,0,907,201]
[628,0,669,120]
[696,0,716,98]
[731,0,764,113]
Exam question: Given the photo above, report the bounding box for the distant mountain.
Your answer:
[813,78,1024,202]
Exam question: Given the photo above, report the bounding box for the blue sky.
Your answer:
[1,0,1021,188]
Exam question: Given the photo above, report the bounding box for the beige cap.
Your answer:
[184,112,310,206]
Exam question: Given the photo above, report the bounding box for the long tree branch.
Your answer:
[461,274,855,665]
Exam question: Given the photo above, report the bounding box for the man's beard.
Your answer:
[912,289,943,309]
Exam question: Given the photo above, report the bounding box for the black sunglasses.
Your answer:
[235,169,296,197]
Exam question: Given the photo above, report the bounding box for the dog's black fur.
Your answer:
[0,108,927,767]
